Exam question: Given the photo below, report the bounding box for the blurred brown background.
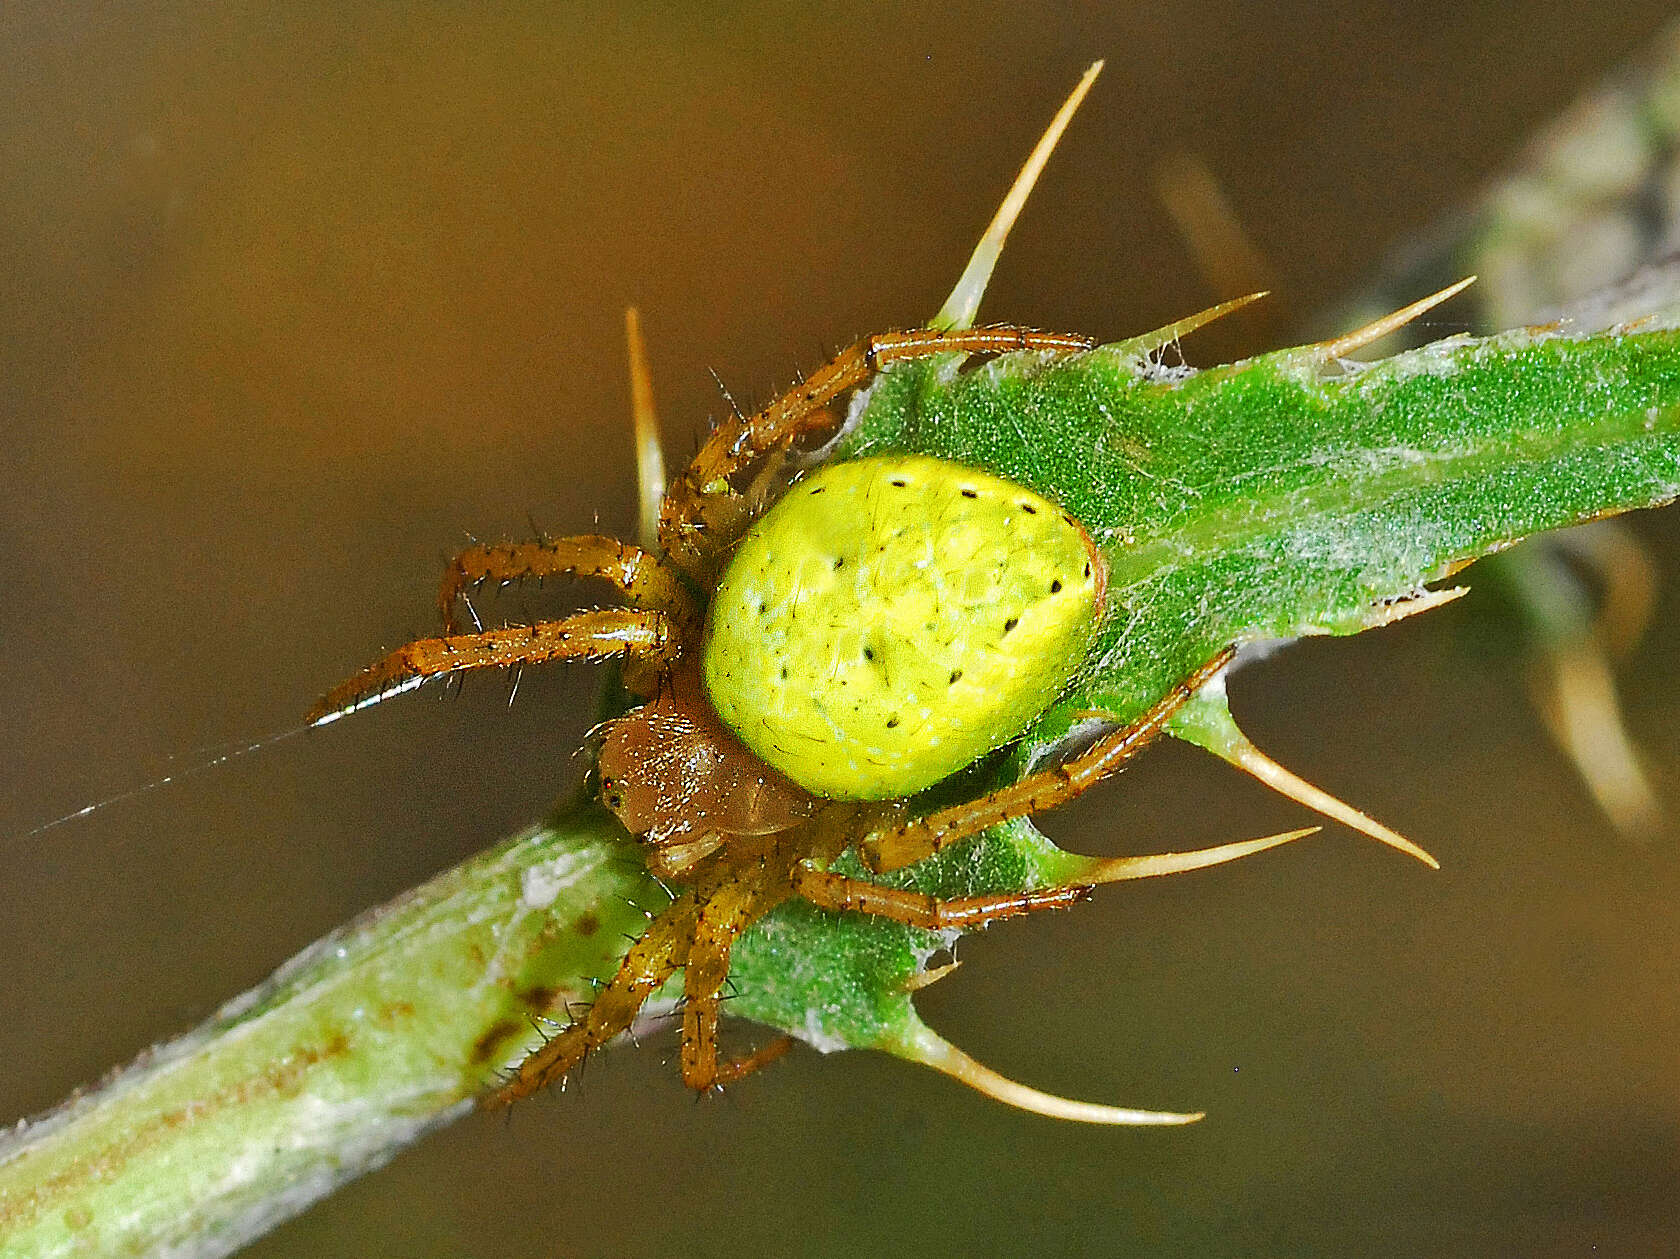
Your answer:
[4,3,1680,1255]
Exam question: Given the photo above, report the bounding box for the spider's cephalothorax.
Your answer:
[309,322,1241,1106]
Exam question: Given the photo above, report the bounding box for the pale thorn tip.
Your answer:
[1214,733,1440,869]
[624,306,667,550]
[902,959,963,993]
[1359,585,1469,629]
[1117,290,1271,359]
[1310,276,1477,362]
[897,1024,1203,1126]
[933,60,1104,332]
[1531,644,1664,840]
[1078,826,1319,885]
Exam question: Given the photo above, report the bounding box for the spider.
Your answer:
[306,316,1295,1115]
[301,60,1456,1119]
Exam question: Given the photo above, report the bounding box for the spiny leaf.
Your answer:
[844,326,1680,748]
[722,320,1680,1070]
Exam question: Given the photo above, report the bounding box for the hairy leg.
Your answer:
[484,891,702,1108]
[436,534,697,635]
[678,868,766,1092]
[659,325,1094,577]
[706,1034,796,1087]
[865,648,1235,872]
[674,815,874,1092]
[308,609,681,725]
[790,863,1092,929]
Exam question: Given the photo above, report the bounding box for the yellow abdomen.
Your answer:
[702,453,1103,800]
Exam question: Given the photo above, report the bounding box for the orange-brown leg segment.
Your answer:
[659,325,1095,578]
[485,891,703,1108]
[436,534,698,635]
[865,648,1237,873]
[307,609,681,725]
[791,863,1092,929]
[707,1034,796,1086]
[678,867,766,1089]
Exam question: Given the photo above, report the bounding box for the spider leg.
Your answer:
[680,860,780,1093]
[707,1035,796,1087]
[436,534,697,635]
[791,862,1092,930]
[307,609,681,725]
[865,648,1235,873]
[659,324,1095,578]
[484,890,702,1108]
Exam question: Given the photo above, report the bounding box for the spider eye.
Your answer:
[703,453,1101,800]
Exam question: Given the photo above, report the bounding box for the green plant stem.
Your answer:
[0,800,651,1259]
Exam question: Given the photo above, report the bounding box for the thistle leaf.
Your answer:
[720,320,1680,1073]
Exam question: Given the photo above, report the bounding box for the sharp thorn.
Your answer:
[1531,643,1665,839]
[624,306,668,550]
[1218,735,1440,869]
[1310,276,1477,362]
[1114,291,1271,360]
[903,959,963,993]
[1078,827,1319,884]
[1359,586,1468,629]
[933,60,1104,331]
[899,1026,1203,1126]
